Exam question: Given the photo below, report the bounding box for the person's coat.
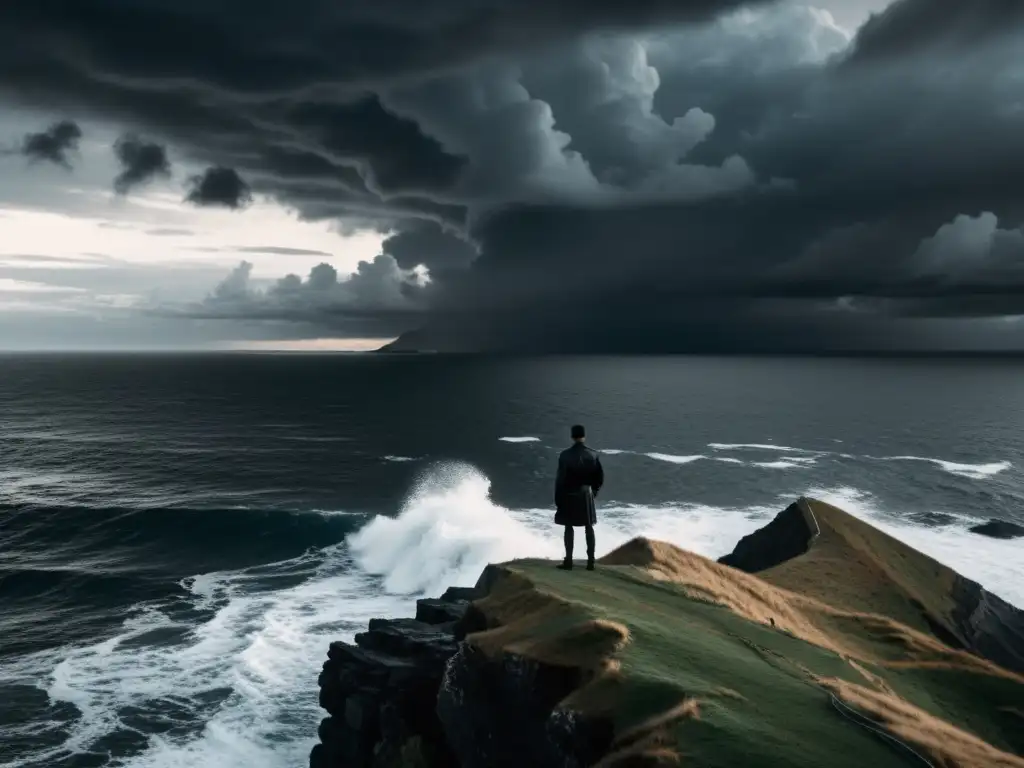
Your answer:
[554,443,604,527]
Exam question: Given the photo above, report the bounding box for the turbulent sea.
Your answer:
[1,353,1023,768]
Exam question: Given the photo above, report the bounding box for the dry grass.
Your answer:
[596,747,681,767]
[601,537,847,655]
[467,571,629,671]
[595,699,700,768]
[821,677,1024,768]
[599,532,1022,684]
[465,568,633,723]
[763,499,959,636]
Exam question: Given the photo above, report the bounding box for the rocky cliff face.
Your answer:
[311,586,473,768]
[310,580,611,768]
[949,576,1024,675]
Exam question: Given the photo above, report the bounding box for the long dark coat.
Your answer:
[554,443,604,527]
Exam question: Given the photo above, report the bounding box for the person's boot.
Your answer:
[586,555,595,571]
[557,558,573,571]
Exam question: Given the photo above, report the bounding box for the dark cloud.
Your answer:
[3,1,1024,349]
[0,0,764,228]
[845,0,1024,64]
[381,219,477,275]
[19,120,82,168]
[0,1,768,92]
[184,167,253,209]
[112,133,171,194]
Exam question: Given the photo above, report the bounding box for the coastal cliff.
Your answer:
[312,498,1024,768]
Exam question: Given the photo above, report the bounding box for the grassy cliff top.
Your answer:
[465,501,1024,768]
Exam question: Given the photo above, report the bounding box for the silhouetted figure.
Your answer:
[554,424,604,571]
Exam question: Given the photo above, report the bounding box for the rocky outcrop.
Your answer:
[969,519,1024,539]
[310,580,611,768]
[311,586,476,768]
[717,498,817,572]
[437,644,612,768]
[718,498,1024,677]
[949,577,1024,676]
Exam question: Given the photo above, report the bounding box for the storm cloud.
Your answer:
[112,133,171,194]
[19,120,82,169]
[1,0,1023,349]
[169,257,431,337]
[185,167,253,209]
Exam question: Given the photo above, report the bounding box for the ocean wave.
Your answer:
[630,452,815,469]
[0,504,362,577]
[872,456,1012,480]
[498,436,540,443]
[642,452,706,465]
[20,545,375,768]
[382,455,417,463]
[750,460,813,470]
[708,442,823,454]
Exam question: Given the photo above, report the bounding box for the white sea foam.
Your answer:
[498,436,541,443]
[21,464,1023,768]
[382,455,417,462]
[349,464,561,595]
[750,460,811,469]
[708,442,822,454]
[642,453,706,465]
[874,456,1012,480]
[639,452,814,469]
[26,547,388,768]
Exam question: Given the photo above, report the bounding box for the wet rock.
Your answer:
[311,590,468,768]
[355,618,459,669]
[417,598,470,626]
[969,519,1024,540]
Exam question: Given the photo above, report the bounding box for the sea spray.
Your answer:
[348,462,561,596]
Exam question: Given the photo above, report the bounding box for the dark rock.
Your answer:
[355,618,459,668]
[969,519,1024,540]
[440,586,479,602]
[311,587,470,768]
[949,576,1024,675]
[417,597,469,625]
[718,500,817,573]
[437,643,613,768]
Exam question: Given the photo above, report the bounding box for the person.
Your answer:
[554,424,604,571]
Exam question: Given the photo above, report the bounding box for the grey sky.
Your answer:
[2,0,1023,351]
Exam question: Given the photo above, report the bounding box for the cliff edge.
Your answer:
[313,499,1024,768]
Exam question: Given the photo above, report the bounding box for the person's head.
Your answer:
[570,424,586,442]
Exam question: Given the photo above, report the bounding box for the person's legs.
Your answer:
[585,525,595,569]
[557,525,574,569]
